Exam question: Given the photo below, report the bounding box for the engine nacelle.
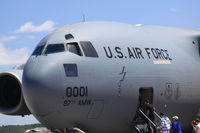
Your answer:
[0,66,31,116]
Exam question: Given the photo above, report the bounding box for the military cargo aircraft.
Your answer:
[0,21,199,133]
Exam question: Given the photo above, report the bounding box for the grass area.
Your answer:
[0,123,42,133]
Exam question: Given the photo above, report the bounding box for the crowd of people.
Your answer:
[143,100,182,133]
[142,99,200,133]
[157,113,182,133]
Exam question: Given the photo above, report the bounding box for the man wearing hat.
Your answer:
[172,116,182,133]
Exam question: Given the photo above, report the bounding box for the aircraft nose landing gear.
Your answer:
[51,128,85,133]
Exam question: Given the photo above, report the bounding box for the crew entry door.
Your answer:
[139,87,153,110]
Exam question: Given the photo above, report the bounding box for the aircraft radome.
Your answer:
[0,21,200,133]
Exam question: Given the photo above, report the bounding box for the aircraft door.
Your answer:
[139,87,153,110]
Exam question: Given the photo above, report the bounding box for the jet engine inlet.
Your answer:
[0,71,31,115]
[0,75,21,108]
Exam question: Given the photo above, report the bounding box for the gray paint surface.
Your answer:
[0,21,200,132]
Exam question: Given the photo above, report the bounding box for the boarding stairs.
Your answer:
[131,109,162,133]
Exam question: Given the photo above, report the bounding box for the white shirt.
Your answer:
[158,116,171,131]
[197,123,200,133]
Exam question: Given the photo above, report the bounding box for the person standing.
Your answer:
[196,118,200,133]
[144,99,155,122]
[192,120,198,133]
[171,116,182,133]
[157,112,171,133]
[144,99,155,133]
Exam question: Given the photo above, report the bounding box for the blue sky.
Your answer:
[0,0,199,126]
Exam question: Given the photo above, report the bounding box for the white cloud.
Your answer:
[0,44,29,65]
[170,8,178,12]
[135,24,143,27]
[0,36,29,65]
[15,20,56,33]
[0,36,17,43]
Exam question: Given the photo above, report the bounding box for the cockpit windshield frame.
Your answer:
[44,43,65,55]
[66,42,83,56]
[80,41,99,57]
[32,45,46,56]
[32,39,47,56]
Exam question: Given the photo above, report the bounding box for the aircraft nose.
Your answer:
[22,57,61,116]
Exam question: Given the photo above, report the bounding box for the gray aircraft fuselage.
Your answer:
[0,21,200,133]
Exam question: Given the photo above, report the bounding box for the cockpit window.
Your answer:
[66,43,82,56]
[63,64,78,77]
[44,44,65,54]
[65,34,74,40]
[80,41,98,57]
[32,38,47,56]
[32,45,45,56]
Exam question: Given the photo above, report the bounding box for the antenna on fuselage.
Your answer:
[83,14,86,22]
